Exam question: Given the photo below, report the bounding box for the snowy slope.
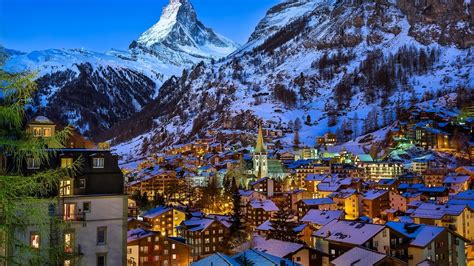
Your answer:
[109,0,473,163]
[1,0,239,137]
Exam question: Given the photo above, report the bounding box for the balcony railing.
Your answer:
[63,213,85,221]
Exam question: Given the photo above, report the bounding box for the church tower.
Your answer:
[253,124,268,178]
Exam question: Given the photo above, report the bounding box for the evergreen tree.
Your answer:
[267,208,300,243]
[0,70,78,265]
[220,177,247,252]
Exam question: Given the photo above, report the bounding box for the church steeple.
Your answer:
[255,124,267,154]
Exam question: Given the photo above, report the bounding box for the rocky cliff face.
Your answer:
[109,0,473,162]
[396,0,473,47]
[130,0,239,66]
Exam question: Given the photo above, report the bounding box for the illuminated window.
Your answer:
[27,157,40,169]
[30,232,40,249]
[64,260,71,266]
[60,179,72,196]
[63,203,76,221]
[92,158,105,168]
[172,254,177,260]
[172,243,175,249]
[61,158,73,168]
[33,127,42,137]
[64,232,74,253]
[43,128,52,137]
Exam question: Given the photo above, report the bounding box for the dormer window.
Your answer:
[27,157,40,170]
[92,158,105,169]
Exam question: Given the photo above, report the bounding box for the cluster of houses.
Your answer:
[125,118,474,265]
[9,103,473,266]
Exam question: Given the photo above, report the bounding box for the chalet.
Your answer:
[296,198,336,220]
[317,133,337,148]
[313,220,389,260]
[328,189,362,220]
[246,199,279,228]
[126,168,182,199]
[376,179,400,191]
[249,177,282,197]
[362,190,390,219]
[410,202,474,241]
[443,173,471,194]
[141,206,186,237]
[127,228,192,266]
[177,218,230,260]
[386,222,467,265]
[252,236,328,266]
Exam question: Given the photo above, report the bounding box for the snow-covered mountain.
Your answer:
[1,0,238,137]
[129,0,239,66]
[108,0,473,162]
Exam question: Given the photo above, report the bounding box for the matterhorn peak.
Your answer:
[131,0,239,66]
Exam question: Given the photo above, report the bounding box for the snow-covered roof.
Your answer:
[127,228,155,243]
[252,235,304,258]
[313,220,385,245]
[191,252,239,266]
[305,173,328,181]
[363,190,388,200]
[328,188,357,199]
[32,116,54,124]
[301,209,343,226]
[386,222,444,248]
[232,249,298,266]
[181,218,219,232]
[410,203,466,219]
[452,190,474,200]
[142,206,172,219]
[443,174,470,184]
[249,199,279,212]
[331,247,387,266]
[300,198,334,206]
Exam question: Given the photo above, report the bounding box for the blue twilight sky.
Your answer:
[0,0,279,52]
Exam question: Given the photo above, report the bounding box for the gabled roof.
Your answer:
[330,247,387,266]
[301,209,343,226]
[252,235,304,258]
[127,228,155,243]
[386,222,444,248]
[363,190,388,200]
[191,252,239,266]
[300,198,334,206]
[313,220,385,245]
[181,218,222,232]
[249,199,279,212]
[142,206,172,219]
[410,203,465,219]
[233,249,298,266]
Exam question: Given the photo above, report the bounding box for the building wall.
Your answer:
[66,195,127,266]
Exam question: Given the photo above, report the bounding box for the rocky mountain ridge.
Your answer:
[107,0,473,163]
